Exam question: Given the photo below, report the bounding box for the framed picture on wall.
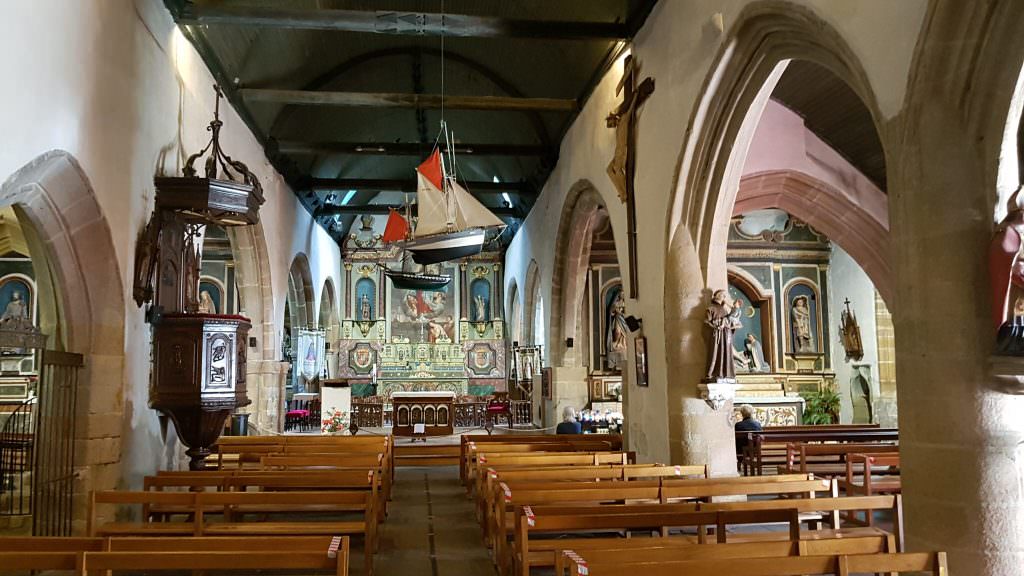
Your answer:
[541,367,552,400]
[634,336,649,387]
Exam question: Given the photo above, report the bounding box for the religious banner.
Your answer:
[294,328,326,381]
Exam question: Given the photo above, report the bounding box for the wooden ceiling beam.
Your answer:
[318,204,517,216]
[242,89,577,112]
[177,5,627,40]
[277,140,552,157]
[309,177,532,194]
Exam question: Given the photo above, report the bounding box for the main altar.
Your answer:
[331,216,508,404]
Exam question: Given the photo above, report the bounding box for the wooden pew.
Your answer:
[460,434,622,484]
[783,442,898,476]
[700,494,904,551]
[489,475,819,570]
[744,429,898,475]
[512,505,800,576]
[258,454,392,506]
[215,435,393,473]
[660,477,834,503]
[563,551,947,576]
[477,464,706,528]
[227,470,385,522]
[463,441,630,488]
[469,451,634,494]
[843,452,901,525]
[735,424,880,474]
[0,532,352,573]
[89,490,377,575]
[489,481,666,566]
[554,534,897,576]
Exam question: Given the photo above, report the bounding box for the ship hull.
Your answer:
[384,269,452,291]
[404,228,486,264]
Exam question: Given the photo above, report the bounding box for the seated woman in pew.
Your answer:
[734,404,763,453]
[556,407,582,435]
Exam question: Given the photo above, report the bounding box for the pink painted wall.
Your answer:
[741,99,888,230]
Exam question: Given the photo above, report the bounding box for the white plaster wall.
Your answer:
[0,0,341,487]
[504,0,926,464]
[826,245,880,423]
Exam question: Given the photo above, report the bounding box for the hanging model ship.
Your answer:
[382,135,505,291]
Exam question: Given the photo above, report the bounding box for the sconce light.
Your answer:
[625,316,643,333]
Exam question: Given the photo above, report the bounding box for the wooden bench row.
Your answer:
[89,490,377,575]
[511,494,907,576]
[476,463,708,525]
[0,536,351,576]
[739,427,898,475]
[560,550,946,576]
[460,434,623,484]
[146,468,388,522]
[466,450,636,494]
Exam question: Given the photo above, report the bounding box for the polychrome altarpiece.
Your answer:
[726,211,838,426]
[339,224,505,402]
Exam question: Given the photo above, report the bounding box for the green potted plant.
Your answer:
[801,388,841,424]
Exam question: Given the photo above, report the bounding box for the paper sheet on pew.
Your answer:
[328,536,342,559]
[564,550,588,576]
[523,506,536,527]
[414,423,426,434]
[501,482,512,502]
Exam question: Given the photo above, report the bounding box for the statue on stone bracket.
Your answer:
[704,289,741,382]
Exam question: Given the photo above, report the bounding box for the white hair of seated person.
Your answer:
[739,404,755,419]
[562,406,577,422]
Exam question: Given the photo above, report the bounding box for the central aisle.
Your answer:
[376,466,497,576]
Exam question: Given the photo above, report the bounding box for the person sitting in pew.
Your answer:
[556,407,582,435]
[735,404,763,453]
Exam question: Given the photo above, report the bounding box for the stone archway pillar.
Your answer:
[247,360,291,435]
[663,229,737,473]
[890,97,1024,573]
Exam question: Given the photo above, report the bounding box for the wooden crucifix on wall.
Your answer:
[606,55,654,298]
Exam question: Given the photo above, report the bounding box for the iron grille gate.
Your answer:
[32,350,83,536]
[0,350,82,535]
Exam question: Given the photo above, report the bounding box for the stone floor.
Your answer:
[372,465,497,576]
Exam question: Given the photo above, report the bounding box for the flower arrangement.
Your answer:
[321,407,349,434]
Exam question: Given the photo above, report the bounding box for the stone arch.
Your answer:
[287,253,315,329]
[506,280,522,344]
[318,277,340,340]
[733,170,893,305]
[523,259,540,344]
[549,180,619,367]
[225,223,275,360]
[661,2,886,471]
[0,150,126,510]
[666,2,885,288]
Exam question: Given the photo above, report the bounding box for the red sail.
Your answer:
[382,209,409,243]
[417,149,445,191]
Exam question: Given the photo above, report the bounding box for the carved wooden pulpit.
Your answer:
[133,86,264,469]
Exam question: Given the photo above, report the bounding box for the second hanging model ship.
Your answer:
[382,132,505,290]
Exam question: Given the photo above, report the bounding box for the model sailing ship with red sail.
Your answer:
[382,132,505,291]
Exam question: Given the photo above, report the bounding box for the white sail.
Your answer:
[414,170,452,237]
[450,180,505,230]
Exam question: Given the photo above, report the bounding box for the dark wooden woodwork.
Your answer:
[310,177,530,193]
[391,393,455,438]
[316,204,516,217]
[151,314,251,470]
[276,140,551,157]
[178,5,628,40]
[240,89,578,112]
[155,177,262,226]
